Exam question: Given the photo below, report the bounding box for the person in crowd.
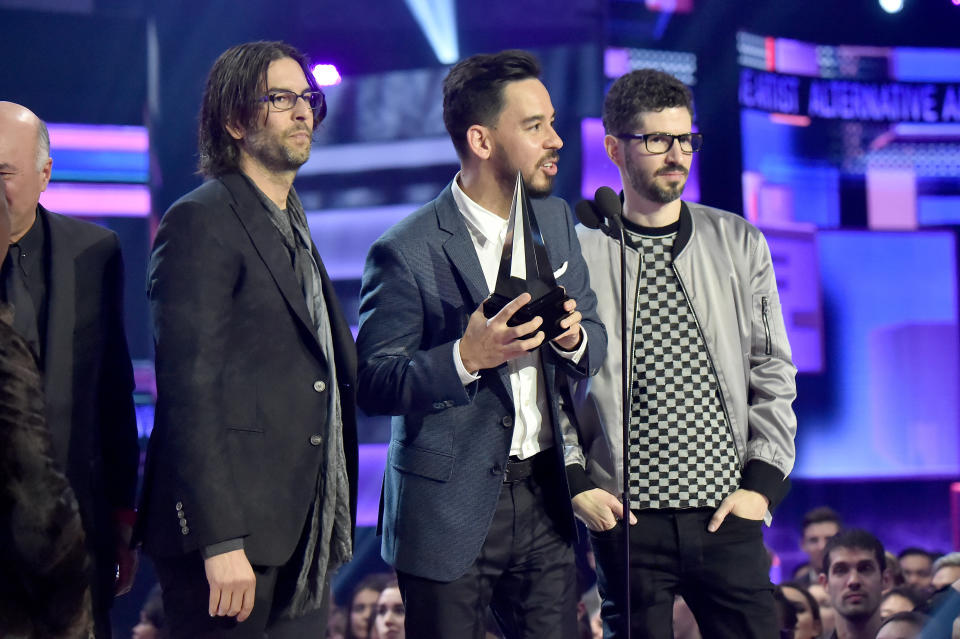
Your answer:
[0,101,140,638]
[371,582,404,639]
[564,67,796,639]
[345,573,394,639]
[795,507,843,583]
[819,529,891,639]
[875,611,928,639]
[931,553,960,592]
[137,40,358,638]
[356,49,605,638]
[880,587,922,618]
[774,586,799,639]
[780,581,823,639]
[132,584,168,639]
[886,552,906,591]
[806,582,836,639]
[0,177,92,638]
[898,548,935,596]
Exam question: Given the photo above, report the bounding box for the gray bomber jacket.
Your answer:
[563,201,797,521]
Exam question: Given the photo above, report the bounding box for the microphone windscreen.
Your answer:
[594,186,623,222]
[574,199,603,229]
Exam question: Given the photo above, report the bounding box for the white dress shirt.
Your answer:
[450,174,587,459]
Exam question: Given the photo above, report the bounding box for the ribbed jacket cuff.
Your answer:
[566,464,596,497]
[740,460,791,510]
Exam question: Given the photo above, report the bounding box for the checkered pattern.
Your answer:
[626,231,740,510]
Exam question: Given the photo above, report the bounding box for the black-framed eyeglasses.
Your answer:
[615,132,703,154]
[258,90,325,113]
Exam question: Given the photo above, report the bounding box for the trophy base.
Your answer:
[482,286,571,343]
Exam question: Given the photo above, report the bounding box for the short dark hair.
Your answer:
[897,547,932,562]
[442,49,541,159]
[781,581,822,624]
[803,506,842,533]
[602,68,694,136]
[822,529,886,575]
[197,40,324,177]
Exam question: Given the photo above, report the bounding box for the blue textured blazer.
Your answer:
[357,183,606,582]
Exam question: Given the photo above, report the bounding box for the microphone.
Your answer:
[574,199,603,230]
[593,186,624,231]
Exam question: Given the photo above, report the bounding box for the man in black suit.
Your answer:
[0,101,140,638]
[138,41,358,639]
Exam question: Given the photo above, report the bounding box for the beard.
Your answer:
[244,123,312,173]
[491,146,558,199]
[625,152,688,204]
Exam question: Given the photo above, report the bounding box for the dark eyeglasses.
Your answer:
[258,90,325,114]
[615,132,703,154]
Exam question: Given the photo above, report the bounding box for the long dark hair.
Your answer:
[197,40,324,177]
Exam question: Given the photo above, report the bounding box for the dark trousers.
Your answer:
[398,453,578,639]
[154,551,329,639]
[591,508,777,639]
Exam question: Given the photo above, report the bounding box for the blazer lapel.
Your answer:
[220,174,323,355]
[40,208,75,466]
[435,186,489,309]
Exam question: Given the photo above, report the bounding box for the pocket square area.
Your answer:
[552,261,568,279]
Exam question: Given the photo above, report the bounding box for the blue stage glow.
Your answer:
[404,0,458,64]
[312,63,342,87]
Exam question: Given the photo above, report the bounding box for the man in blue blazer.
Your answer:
[357,50,606,639]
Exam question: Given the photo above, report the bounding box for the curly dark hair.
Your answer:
[442,49,541,159]
[602,68,693,136]
[197,40,324,177]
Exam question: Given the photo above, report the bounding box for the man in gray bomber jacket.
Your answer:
[563,69,797,639]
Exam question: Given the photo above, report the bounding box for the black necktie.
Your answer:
[2,244,41,360]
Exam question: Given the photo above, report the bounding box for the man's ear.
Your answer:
[818,571,828,588]
[604,134,623,167]
[466,124,493,161]
[225,121,244,142]
[39,156,52,192]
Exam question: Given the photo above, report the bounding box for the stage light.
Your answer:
[312,63,342,87]
[404,0,458,64]
[879,0,904,13]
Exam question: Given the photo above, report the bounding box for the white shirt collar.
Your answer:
[451,172,508,247]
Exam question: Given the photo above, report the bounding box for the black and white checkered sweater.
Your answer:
[625,223,740,510]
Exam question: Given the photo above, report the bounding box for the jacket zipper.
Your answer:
[762,296,772,356]
[672,264,743,468]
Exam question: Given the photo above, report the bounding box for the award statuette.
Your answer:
[482,171,571,342]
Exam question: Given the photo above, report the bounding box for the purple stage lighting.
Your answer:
[312,63,342,87]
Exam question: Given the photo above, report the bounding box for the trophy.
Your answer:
[482,171,571,342]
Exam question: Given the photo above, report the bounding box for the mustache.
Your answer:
[656,164,688,176]
[539,153,560,166]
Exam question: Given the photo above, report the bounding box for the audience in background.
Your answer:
[796,507,843,583]
[932,553,960,592]
[345,573,394,639]
[819,529,890,639]
[875,611,928,639]
[886,552,905,590]
[774,586,799,639]
[880,587,922,618]
[371,581,403,639]
[132,584,167,639]
[781,581,823,639]
[898,548,936,596]
[807,582,837,638]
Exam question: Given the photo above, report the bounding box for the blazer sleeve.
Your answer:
[542,199,607,380]
[356,236,476,417]
[97,234,140,512]
[148,201,248,548]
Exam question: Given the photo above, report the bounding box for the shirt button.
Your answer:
[177,512,185,520]
[501,416,513,428]
[179,519,188,528]
[313,380,326,393]
[309,434,323,446]
[175,501,183,511]
[181,526,190,535]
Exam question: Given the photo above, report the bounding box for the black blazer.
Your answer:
[41,207,139,611]
[138,173,358,566]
